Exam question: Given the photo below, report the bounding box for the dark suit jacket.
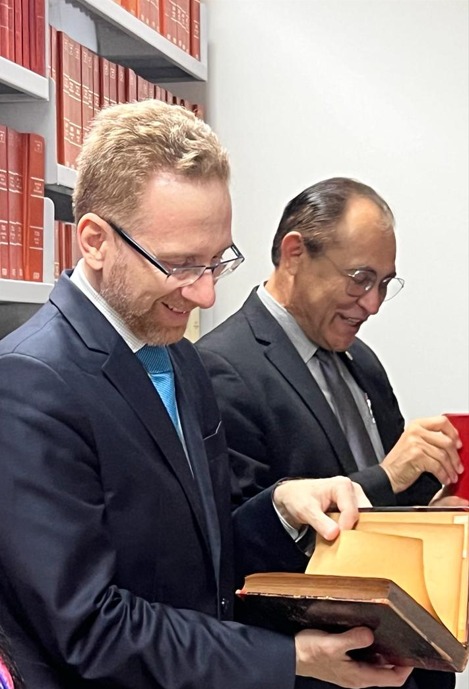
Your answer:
[0,274,309,689]
[197,289,440,508]
[198,289,453,689]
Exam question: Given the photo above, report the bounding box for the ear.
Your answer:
[77,213,114,271]
[280,231,305,275]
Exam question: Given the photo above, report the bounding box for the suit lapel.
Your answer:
[50,274,213,553]
[243,291,358,474]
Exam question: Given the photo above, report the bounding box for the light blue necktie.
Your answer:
[136,345,180,433]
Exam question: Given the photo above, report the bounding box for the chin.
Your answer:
[146,325,187,346]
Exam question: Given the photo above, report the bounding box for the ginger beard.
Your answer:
[99,247,192,346]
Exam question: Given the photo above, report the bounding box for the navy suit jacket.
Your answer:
[0,274,310,689]
[198,289,453,689]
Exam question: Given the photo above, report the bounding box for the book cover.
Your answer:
[22,132,45,282]
[0,124,9,279]
[238,508,469,673]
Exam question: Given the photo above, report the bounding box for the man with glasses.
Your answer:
[198,178,463,520]
[0,106,414,689]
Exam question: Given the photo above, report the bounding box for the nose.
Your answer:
[180,270,216,309]
[356,285,383,315]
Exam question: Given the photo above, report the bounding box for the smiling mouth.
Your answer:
[163,303,190,315]
[341,316,363,326]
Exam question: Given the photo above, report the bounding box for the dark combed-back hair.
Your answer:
[271,177,395,266]
[0,626,24,688]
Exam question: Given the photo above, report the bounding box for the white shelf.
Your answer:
[0,197,55,305]
[0,58,50,102]
[55,0,207,82]
[0,279,54,304]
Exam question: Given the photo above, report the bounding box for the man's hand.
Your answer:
[273,476,370,540]
[380,415,463,493]
[295,628,413,687]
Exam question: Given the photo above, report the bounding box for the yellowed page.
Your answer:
[356,522,464,638]
[306,530,439,620]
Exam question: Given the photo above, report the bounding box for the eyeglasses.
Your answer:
[321,253,405,302]
[106,220,245,288]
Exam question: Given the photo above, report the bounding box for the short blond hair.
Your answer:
[73,100,230,225]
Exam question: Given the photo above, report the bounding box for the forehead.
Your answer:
[333,196,396,264]
[135,173,232,253]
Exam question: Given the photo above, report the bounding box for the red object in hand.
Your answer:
[445,413,469,500]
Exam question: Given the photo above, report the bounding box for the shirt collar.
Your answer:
[70,259,145,353]
[256,283,319,363]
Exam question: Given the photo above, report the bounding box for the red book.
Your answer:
[99,57,110,108]
[138,0,150,26]
[48,25,57,81]
[109,60,118,105]
[0,124,9,279]
[149,0,160,32]
[22,132,45,282]
[190,0,200,60]
[53,219,60,279]
[56,32,71,167]
[13,0,21,65]
[121,0,137,16]
[0,0,10,60]
[178,0,189,53]
[117,64,126,103]
[29,0,45,75]
[7,127,23,280]
[81,45,94,137]
[21,0,30,69]
[92,51,100,115]
[69,36,82,167]
[125,67,137,103]
[137,75,149,101]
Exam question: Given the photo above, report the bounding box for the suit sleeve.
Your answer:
[0,353,296,689]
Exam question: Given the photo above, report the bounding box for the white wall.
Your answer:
[202,2,468,685]
[202,0,469,424]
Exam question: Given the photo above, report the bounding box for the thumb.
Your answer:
[339,626,375,652]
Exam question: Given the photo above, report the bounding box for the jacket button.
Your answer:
[220,597,229,615]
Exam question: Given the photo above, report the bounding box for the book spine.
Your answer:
[7,127,23,280]
[80,46,93,140]
[23,133,45,282]
[0,0,10,60]
[109,60,118,105]
[190,0,200,60]
[21,0,29,69]
[0,125,9,279]
[125,67,137,103]
[117,64,126,103]
[70,36,82,168]
[92,51,100,116]
[99,57,110,109]
[13,0,22,66]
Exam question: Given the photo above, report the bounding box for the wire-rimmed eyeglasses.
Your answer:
[105,219,245,288]
[321,253,405,302]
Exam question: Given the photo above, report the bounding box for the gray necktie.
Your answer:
[315,348,377,469]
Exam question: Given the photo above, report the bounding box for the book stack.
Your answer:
[0,0,45,74]
[110,0,200,58]
[49,29,205,171]
[0,124,45,282]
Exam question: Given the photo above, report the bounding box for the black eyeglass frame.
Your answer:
[319,252,405,302]
[105,219,245,286]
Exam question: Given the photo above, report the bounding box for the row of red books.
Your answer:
[0,0,45,74]
[51,29,205,170]
[113,0,201,58]
[54,220,78,279]
[0,124,45,282]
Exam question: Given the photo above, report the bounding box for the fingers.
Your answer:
[382,416,464,492]
[295,628,414,687]
[273,477,369,541]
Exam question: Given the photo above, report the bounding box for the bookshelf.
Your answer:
[0,1,208,324]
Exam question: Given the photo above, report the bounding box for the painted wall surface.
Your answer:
[203,0,469,424]
[202,3,468,685]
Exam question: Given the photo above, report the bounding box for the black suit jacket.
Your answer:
[197,289,440,508]
[0,274,310,689]
[198,290,452,689]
